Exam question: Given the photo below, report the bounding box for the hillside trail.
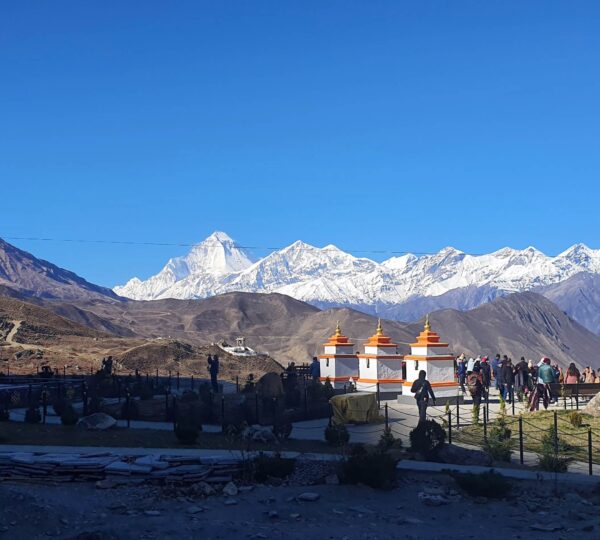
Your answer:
[5,320,39,351]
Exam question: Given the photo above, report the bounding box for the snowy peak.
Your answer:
[114,235,600,316]
[184,231,254,275]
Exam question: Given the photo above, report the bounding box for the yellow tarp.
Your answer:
[330,392,383,425]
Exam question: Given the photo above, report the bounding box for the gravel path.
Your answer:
[1,473,599,539]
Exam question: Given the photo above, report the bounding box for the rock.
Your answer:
[242,425,278,444]
[77,413,117,431]
[418,492,450,506]
[187,506,204,514]
[289,513,301,520]
[325,474,339,485]
[224,499,238,506]
[347,506,373,515]
[193,482,216,497]
[436,444,493,467]
[530,524,564,532]
[297,492,320,502]
[267,510,279,519]
[222,482,238,496]
[583,393,600,415]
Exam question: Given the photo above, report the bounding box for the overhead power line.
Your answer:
[1,234,593,258]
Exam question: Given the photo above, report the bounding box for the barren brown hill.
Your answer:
[0,296,282,380]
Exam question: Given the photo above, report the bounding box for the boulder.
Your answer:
[243,425,278,444]
[77,413,117,431]
[436,444,493,467]
[583,393,600,416]
[256,372,284,399]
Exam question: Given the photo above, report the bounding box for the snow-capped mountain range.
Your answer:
[114,232,600,321]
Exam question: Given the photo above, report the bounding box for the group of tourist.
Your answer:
[455,353,565,412]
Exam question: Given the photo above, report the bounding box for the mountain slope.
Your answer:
[539,273,600,336]
[415,292,600,368]
[0,238,121,301]
[114,233,600,322]
[48,290,600,369]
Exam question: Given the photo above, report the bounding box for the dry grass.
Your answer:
[456,410,600,463]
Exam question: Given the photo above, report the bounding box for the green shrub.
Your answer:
[325,424,350,447]
[25,406,41,424]
[541,426,572,454]
[409,420,446,459]
[272,422,293,440]
[341,450,397,490]
[484,417,512,462]
[60,404,79,426]
[451,471,511,499]
[568,411,583,428]
[538,452,571,473]
[252,452,295,482]
[174,422,199,444]
[377,427,399,452]
[120,399,139,421]
[87,395,104,414]
[180,390,200,403]
[138,384,154,401]
[52,397,68,417]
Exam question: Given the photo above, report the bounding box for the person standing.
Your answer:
[310,356,321,382]
[411,370,436,423]
[208,354,220,393]
[491,354,501,390]
[538,357,556,407]
[565,363,580,384]
[457,355,467,393]
[467,365,485,423]
[501,358,515,403]
[514,357,529,399]
[480,356,491,395]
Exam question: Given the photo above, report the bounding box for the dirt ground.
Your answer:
[0,473,599,540]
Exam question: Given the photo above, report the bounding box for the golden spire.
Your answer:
[376,318,383,336]
[335,320,341,336]
[424,314,431,331]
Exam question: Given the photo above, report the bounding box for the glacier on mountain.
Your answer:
[114,232,600,320]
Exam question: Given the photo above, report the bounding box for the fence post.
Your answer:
[176,371,180,391]
[511,389,515,416]
[588,428,593,476]
[82,382,88,416]
[376,383,381,408]
[447,410,452,444]
[155,369,159,385]
[221,394,226,430]
[168,370,172,391]
[456,400,460,429]
[384,403,389,429]
[553,411,559,455]
[576,384,579,410]
[191,375,194,390]
[255,392,260,424]
[42,387,47,424]
[483,408,487,443]
[125,391,131,428]
[236,376,239,393]
[519,415,524,465]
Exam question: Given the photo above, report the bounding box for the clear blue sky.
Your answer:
[1,1,599,287]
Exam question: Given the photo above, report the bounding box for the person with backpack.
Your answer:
[411,370,436,423]
[467,365,484,422]
[480,356,491,397]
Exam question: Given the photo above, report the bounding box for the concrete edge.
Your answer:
[396,460,600,485]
